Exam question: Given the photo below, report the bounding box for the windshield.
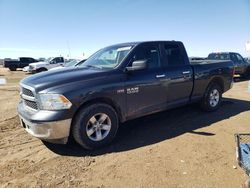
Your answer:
[75,59,86,66]
[79,45,133,69]
[64,60,79,67]
[207,53,230,60]
[45,57,53,62]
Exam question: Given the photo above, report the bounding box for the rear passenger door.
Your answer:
[162,43,193,107]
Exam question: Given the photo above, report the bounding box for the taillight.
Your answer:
[232,67,235,76]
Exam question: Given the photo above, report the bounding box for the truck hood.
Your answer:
[49,66,64,71]
[29,61,49,66]
[21,67,108,92]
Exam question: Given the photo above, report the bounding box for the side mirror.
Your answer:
[126,59,147,72]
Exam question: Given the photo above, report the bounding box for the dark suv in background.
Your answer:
[3,57,38,71]
[207,52,250,77]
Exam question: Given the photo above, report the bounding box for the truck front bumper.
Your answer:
[17,101,72,144]
[27,69,36,74]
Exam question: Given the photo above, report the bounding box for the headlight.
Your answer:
[38,93,72,110]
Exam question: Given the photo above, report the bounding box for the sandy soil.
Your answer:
[0,67,250,188]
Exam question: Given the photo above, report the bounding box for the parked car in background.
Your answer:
[49,59,86,71]
[23,58,47,72]
[18,41,234,149]
[38,58,46,62]
[207,52,250,77]
[28,57,64,73]
[3,57,38,71]
[244,57,250,63]
[0,59,4,66]
[189,57,205,61]
[22,66,29,72]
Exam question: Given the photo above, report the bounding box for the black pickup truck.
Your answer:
[207,52,250,77]
[4,57,38,71]
[18,41,234,149]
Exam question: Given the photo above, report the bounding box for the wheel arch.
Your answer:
[207,76,224,93]
[71,97,124,128]
[37,67,48,71]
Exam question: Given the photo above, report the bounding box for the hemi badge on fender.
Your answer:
[117,89,125,93]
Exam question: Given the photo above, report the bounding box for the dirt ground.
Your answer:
[0,67,250,188]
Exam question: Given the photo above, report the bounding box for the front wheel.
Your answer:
[36,68,47,73]
[201,83,222,112]
[72,103,119,150]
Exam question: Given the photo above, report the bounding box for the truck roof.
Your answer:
[110,40,182,47]
[209,52,239,55]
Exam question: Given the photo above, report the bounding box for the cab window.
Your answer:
[130,45,160,69]
[164,44,184,66]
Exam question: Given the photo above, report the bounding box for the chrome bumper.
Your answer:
[19,115,71,144]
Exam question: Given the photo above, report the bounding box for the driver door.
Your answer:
[49,57,64,69]
[125,43,167,119]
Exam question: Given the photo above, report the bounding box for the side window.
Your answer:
[164,44,184,66]
[54,57,62,63]
[59,57,63,63]
[130,45,160,69]
[230,54,238,63]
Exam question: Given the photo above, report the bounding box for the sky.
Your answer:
[0,0,250,59]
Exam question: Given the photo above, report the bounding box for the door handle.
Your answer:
[182,71,190,74]
[156,74,166,78]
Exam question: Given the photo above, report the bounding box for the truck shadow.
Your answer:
[44,97,250,157]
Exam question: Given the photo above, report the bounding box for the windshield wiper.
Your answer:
[84,65,102,69]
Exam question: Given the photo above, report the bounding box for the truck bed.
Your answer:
[190,59,234,102]
[190,59,231,65]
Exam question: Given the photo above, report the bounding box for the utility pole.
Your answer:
[246,41,250,52]
[67,41,71,59]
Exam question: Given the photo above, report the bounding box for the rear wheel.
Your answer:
[201,83,222,112]
[9,67,16,71]
[72,103,119,150]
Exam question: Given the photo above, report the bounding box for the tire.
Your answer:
[72,103,119,150]
[36,68,47,73]
[9,67,16,71]
[200,83,222,112]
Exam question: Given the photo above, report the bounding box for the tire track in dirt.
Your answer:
[0,112,96,187]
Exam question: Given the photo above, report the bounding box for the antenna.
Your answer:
[66,40,71,58]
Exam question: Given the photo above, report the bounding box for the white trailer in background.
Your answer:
[246,41,250,52]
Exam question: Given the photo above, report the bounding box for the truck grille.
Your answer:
[21,86,38,110]
[22,87,34,97]
[24,100,38,110]
[29,65,34,70]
